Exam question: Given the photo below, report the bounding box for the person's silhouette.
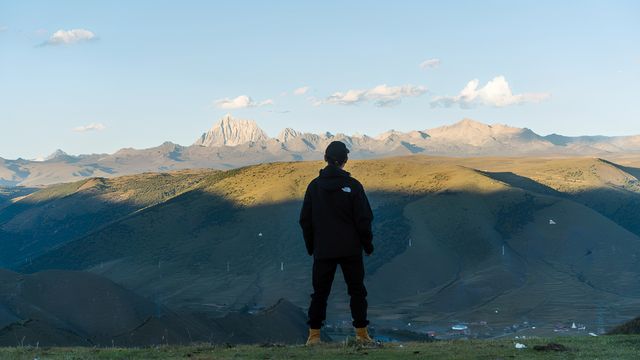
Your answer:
[299,140,374,345]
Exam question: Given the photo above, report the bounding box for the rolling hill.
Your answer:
[0,268,307,346]
[3,155,640,337]
[0,186,36,210]
[0,170,216,268]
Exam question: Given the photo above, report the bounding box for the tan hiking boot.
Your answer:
[305,328,321,346]
[355,327,374,344]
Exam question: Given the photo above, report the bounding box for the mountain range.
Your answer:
[2,115,640,187]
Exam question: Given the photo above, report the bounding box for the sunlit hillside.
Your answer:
[2,155,639,338]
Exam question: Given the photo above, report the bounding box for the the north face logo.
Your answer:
[341,187,352,193]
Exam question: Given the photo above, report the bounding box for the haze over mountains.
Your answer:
[2,115,640,187]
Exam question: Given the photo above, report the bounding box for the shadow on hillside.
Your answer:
[478,169,640,238]
[478,170,566,198]
[0,186,38,210]
[14,188,419,277]
[12,174,640,280]
[0,170,231,268]
[0,185,144,268]
[0,268,308,347]
[5,171,640,336]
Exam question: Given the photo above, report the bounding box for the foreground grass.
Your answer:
[2,336,640,360]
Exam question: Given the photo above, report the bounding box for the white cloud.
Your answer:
[293,86,310,95]
[0,25,8,32]
[420,58,441,69]
[322,84,427,107]
[43,29,96,46]
[73,123,106,132]
[431,76,550,108]
[214,95,274,109]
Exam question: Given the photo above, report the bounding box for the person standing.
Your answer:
[299,140,374,345]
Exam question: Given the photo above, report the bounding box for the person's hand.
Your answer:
[364,243,374,256]
[306,241,314,256]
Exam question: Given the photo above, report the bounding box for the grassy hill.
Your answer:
[0,186,36,211]
[0,268,309,347]
[0,170,215,267]
[4,155,640,337]
[2,335,640,359]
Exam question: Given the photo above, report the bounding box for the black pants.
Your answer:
[308,255,369,329]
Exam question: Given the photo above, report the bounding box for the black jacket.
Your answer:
[299,165,374,259]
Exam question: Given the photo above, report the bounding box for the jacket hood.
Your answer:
[317,165,351,191]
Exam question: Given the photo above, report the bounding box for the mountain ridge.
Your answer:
[3,116,640,187]
[193,114,269,147]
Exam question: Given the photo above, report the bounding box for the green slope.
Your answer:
[8,156,640,336]
[0,186,37,210]
[0,170,214,267]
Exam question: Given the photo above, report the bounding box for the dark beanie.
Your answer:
[325,141,350,164]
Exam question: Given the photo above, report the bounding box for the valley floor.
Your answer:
[1,335,639,359]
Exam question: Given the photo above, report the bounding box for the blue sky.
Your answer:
[1,0,639,159]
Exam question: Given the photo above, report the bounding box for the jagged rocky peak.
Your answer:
[352,132,367,139]
[277,128,302,143]
[45,149,69,161]
[374,129,429,144]
[376,129,406,141]
[159,141,178,148]
[194,114,269,147]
